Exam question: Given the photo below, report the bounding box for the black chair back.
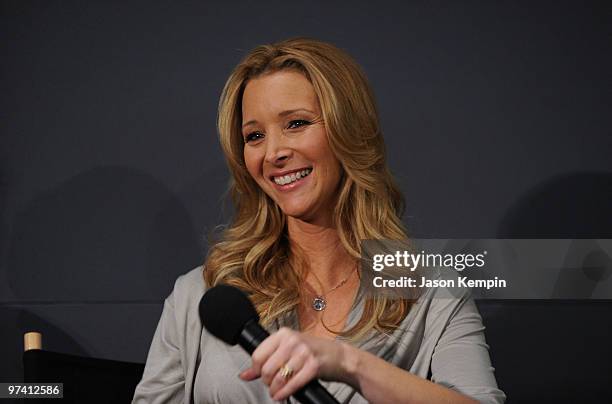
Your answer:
[23,349,144,404]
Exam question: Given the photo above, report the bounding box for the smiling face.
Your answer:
[241,70,342,225]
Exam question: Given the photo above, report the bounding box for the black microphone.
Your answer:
[199,284,340,404]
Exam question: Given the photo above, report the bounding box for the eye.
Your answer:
[287,120,311,130]
[244,131,264,143]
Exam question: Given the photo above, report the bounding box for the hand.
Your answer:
[238,327,350,401]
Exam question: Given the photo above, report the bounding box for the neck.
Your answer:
[287,216,355,290]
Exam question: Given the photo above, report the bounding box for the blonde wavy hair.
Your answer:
[204,37,413,340]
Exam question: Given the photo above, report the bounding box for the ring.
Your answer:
[279,364,294,381]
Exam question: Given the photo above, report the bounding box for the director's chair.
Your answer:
[23,332,145,403]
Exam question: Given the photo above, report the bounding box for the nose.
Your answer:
[264,130,292,166]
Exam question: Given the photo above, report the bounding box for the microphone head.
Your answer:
[199,284,259,345]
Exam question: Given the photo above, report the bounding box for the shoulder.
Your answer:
[171,265,207,298]
[165,265,207,324]
[418,267,474,305]
[413,268,480,329]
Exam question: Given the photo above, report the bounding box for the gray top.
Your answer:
[132,266,506,404]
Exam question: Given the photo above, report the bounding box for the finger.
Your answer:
[268,344,309,397]
[249,328,288,378]
[260,330,300,386]
[238,367,258,381]
[272,356,320,401]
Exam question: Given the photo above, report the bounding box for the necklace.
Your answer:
[310,264,357,311]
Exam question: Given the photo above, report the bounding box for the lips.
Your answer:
[270,168,313,186]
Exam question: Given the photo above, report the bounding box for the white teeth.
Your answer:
[273,168,312,186]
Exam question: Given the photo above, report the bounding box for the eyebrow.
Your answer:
[242,108,316,129]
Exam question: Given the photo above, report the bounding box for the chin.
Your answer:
[275,200,310,218]
[282,207,329,225]
[279,206,310,220]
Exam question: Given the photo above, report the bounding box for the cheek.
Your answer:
[243,148,261,180]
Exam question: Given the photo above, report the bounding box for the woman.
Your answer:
[133,38,505,404]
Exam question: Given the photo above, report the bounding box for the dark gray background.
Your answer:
[1,0,611,402]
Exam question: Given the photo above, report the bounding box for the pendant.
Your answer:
[312,296,326,311]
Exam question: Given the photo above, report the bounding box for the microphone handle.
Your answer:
[238,319,270,355]
[294,380,339,404]
[238,320,340,404]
